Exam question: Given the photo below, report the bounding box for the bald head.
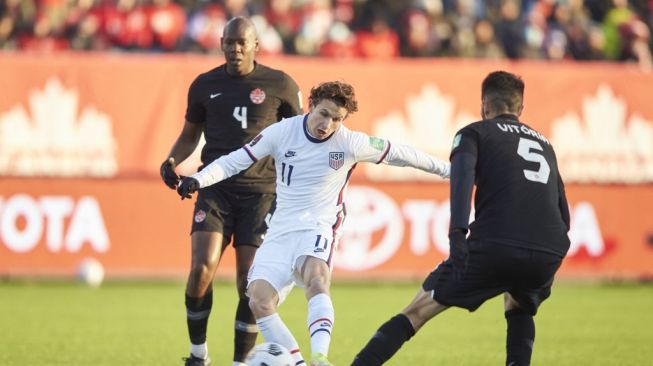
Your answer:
[221,17,259,76]
[223,16,257,39]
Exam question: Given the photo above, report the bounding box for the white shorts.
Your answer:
[247,228,336,303]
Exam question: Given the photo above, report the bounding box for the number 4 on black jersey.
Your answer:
[185,63,303,193]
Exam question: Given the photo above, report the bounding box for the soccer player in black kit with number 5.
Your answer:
[160,17,302,366]
[351,71,571,366]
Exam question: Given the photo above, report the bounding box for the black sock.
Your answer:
[505,308,535,366]
[352,314,416,366]
[233,297,258,362]
[186,290,213,345]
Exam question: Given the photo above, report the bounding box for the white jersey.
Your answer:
[193,114,450,238]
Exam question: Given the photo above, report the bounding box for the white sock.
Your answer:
[190,343,208,359]
[307,293,334,356]
[232,362,246,366]
[257,313,305,364]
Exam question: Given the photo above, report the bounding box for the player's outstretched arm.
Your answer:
[353,132,450,178]
[191,148,255,188]
[191,123,281,189]
[384,143,451,178]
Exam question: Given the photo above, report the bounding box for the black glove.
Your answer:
[160,157,180,189]
[177,176,200,200]
[449,229,469,279]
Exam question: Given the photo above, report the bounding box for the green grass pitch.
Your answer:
[1,281,651,365]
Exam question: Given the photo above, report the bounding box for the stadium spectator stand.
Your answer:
[1,0,651,69]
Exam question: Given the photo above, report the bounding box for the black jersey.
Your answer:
[185,63,302,193]
[450,114,570,256]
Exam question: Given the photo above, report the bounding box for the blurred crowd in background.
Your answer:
[1,0,652,68]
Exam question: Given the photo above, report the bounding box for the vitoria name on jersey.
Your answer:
[496,122,550,145]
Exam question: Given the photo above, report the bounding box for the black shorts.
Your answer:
[191,185,275,248]
[422,239,563,315]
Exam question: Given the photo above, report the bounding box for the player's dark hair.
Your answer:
[481,71,524,114]
[309,81,359,115]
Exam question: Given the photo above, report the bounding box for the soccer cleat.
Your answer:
[310,352,333,366]
[182,354,211,366]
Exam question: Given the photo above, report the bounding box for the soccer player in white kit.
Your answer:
[176,81,450,366]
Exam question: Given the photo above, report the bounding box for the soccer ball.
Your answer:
[245,342,293,366]
[77,257,104,287]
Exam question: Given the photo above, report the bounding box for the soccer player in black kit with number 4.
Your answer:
[351,71,571,366]
[160,17,302,366]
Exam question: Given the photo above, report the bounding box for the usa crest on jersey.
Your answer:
[329,152,344,170]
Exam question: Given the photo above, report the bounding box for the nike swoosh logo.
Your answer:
[210,93,221,99]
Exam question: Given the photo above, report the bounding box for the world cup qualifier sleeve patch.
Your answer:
[369,136,386,151]
[452,133,462,150]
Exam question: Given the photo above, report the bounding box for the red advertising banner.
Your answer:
[0,179,651,279]
[1,53,652,279]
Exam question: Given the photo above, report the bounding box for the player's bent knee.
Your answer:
[248,280,279,317]
[504,293,521,311]
[189,263,213,282]
[248,295,277,317]
[402,290,447,331]
[305,276,330,296]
